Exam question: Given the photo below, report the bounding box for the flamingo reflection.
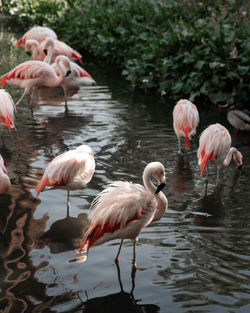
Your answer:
[77,262,160,313]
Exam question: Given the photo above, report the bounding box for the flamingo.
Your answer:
[36,145,95,213]
[16,26,57,48]
[197,123,242,184]
[24,37,82,64]
[0,55,71,107]
[0,89,16,133]
[79,161,168,269]
[173,99,199,154]
[219,104,250,132]
[0,154,11,194]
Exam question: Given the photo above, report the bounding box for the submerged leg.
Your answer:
[178,137,181,154]
[66,190,70,217]
[132,238,138,271]
[115,239,123,263]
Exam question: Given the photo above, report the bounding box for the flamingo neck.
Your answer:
[222,147,238,167]
[44,38,55,64]
[53,58,66,86]
[143,169,168,222]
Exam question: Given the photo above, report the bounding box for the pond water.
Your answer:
[0,20,250,313]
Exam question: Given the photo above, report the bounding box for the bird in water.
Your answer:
[79,161,168,269]
[197,123,242,184]
[219,103,250,132]
[173,99,199,154]
[16,26,57,48]
[1,55,71,107]
[36,145,95,214]
[0,89,16,133]
[0,154,11,194]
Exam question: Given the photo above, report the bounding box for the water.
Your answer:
[1,20,250,313]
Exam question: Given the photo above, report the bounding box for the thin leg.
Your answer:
[29,87,36,107]
[114,261,124,292]
[66,190,70,217]
[178,137,181,154]
[63,87,68,109]
[132,239,137,270]
[115,239,123,263]
[216,168,220,185]
[16,90,27,106]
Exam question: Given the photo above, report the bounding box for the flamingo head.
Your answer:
[233,150,243,169]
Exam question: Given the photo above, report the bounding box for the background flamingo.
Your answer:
[36,145,95,214]
[197,123,242,184]
[1,55,71,107]
[16,26,57,48]
[173,99,199,154]
[0,89,16,133]
[79,161,168,269]
[0,154,11,194]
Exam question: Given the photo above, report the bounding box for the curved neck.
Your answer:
[143,171,168,222]
[44,39,55,64]
[222,147,238,167]
[52,58,65,87]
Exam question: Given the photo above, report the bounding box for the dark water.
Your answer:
[1,20,250,313]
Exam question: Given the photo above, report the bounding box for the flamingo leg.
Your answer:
[132,239,138,270]
[66,190,70,217]
[29,87,37,107]
[216,168,220,185]
[63,86,68,109]
[178,137,181,154]
[115,239,123,263]
[15,90,27,106]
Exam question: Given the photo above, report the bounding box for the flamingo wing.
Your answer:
[0,90,15,132]
[80,181,156,253]
[233,110,250,123]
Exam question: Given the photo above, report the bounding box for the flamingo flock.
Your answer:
[0,26,245,270]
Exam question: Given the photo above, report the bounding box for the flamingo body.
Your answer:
[173,99,199,153]
[16,26,57,48]
[80,162,167,266]
[197,123,242,181]
[36,145,95,197]
[0,154,11,194]
[0,90,15,132]
[1,55,71,106]
[227,109,250,132]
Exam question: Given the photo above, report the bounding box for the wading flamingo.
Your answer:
[16,26,57,48]
[197,123,242,184]
[173,99,199,154]
[79,161,168,269]
[0,55,71,107]
[0,154,11,194]
[0,89,16,133]
[25,37,82,64]
[36,145,95,214]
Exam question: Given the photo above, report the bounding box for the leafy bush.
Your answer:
[3,0,250,106]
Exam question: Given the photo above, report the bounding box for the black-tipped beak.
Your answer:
[43,49,48,56]
[238,164,242,170]
[155,183,166,194]
[65,70,71,77]
[26,51,32,56]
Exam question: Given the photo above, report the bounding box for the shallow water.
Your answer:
[0,21,250,313]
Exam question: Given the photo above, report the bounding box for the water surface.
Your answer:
[0,21,250,313]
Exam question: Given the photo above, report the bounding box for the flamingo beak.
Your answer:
[155,182,166,194]
[26,51,32,56]
[65,70,71,77]
[238,164,242,170]
[43,49,48,56]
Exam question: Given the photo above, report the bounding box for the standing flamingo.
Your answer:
[36,145,95,213]
[173,99,199,154]
[79,161,168,269]
[0,154,11,194]
[1,55,71,107]
[16,26,57,48]
[197,123,242,184]
[0,89,16,133]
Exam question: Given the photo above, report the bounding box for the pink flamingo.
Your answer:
[0,89,16,133]
[0,154,11,194]
[173,99,199,154]
[24,37,82,64]
[1,55,71,107]
[197,123,242,184]
[36,145,95,213]
[16,26,57,48]
[79,161,168,269]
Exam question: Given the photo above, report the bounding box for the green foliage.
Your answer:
[4,0,250,106]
